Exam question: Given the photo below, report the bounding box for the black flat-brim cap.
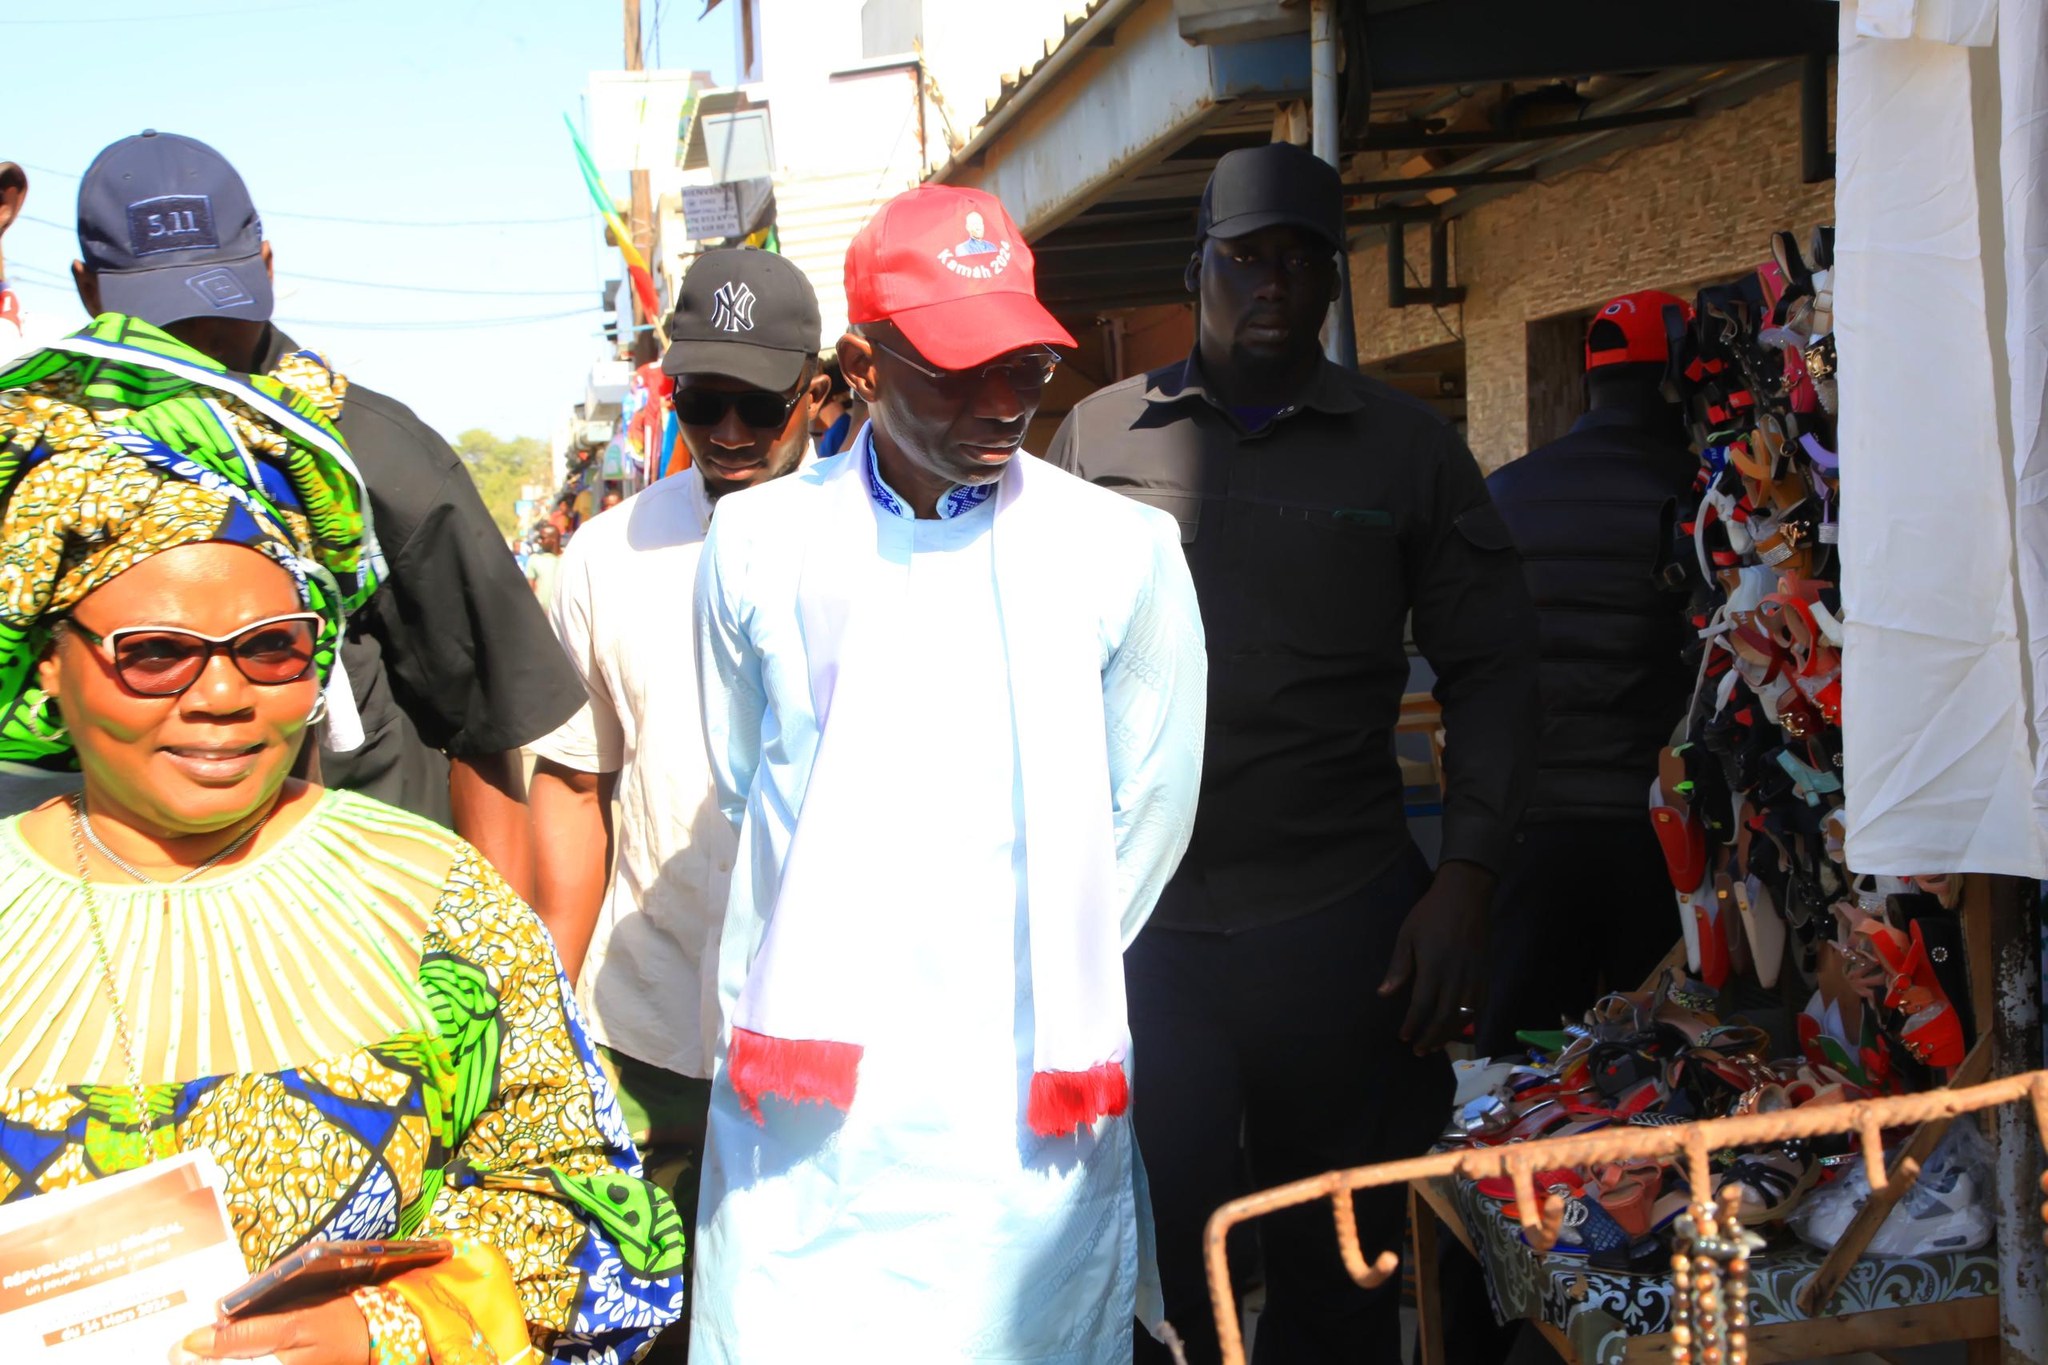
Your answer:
[661,246,821,392]
[1199,142,1345,250]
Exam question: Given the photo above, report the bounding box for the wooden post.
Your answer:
[1409,1185,1447,1365]
[1986,875,2045,1365]
[624,0,654,335]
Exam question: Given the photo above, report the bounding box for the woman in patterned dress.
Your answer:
[0,316,685,1364]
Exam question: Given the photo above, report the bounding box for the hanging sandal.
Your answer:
[1733,875,1788,989]
[1652,763,1729,988]
[1720,1144,1821,1225]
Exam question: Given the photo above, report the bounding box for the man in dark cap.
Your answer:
[1479,289,1699,1053]
[529,250,828,1361]
[64,131,585,893]
[1049,141,1539,1363]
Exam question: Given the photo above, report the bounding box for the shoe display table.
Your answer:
[1407,1173,1999,1365]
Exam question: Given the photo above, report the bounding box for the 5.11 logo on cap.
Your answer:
[125,194,219,256]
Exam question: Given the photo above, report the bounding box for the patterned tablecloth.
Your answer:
[1439,1174,1998,1364]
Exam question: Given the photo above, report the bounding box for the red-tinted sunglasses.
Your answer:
[67,612,321,697]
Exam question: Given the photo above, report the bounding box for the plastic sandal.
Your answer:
[1912,873,1961,910]
[1733,875,1787,989]
[1899,999,1966,1069]
[1476,1168,1581,1205]
[1590,1161,1665,1239]
[1651,766,1729,989]
[1721,1145,1820,1225]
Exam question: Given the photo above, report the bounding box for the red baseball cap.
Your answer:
[1585,290,1691,370]
[844,184,1076,371]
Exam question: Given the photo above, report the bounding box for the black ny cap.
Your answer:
[76,131,271,325]
[662,247,821,392]
[1198,142,1345,250]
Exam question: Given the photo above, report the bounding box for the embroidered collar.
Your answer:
[859,425,996,521]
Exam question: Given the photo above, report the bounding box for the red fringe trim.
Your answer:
[727,1027,862,1124]
[1027,1062,1130,1138]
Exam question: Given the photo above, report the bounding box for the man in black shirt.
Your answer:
[1479,292,1699,1049]
[1049,142,1537,1363]
[69,131,584,894]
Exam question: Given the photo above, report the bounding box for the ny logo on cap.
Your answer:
[711,281,756,333]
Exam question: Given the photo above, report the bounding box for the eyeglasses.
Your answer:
[672,383,804,430]
[868,337,1061,392]
[67,612,322,697]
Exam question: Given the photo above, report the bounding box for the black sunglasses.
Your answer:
[672,382,804,430]
[67,613,321,697]
[869,337,1061,392]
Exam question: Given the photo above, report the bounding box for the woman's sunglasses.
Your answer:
[66,612,322,697]
[672,384,804,430]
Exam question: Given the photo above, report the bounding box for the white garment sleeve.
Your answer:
[1103,505,1207,946]
[530,537,624,773]
[696,513,766,833]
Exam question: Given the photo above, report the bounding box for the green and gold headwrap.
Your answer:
[0,313,383,769]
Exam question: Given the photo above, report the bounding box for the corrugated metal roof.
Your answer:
[978,1,1114,125]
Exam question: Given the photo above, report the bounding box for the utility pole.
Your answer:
[625,0,656,353]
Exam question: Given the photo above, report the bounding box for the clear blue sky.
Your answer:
[0,0,734,444]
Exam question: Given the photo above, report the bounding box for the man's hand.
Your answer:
[0,164,24,239]
[172,1294,369,1363]
[1377,859,1495,1055]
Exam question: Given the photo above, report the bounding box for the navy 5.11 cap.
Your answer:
[76,130,272,325]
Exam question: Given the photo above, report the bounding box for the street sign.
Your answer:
[681,184,744,240]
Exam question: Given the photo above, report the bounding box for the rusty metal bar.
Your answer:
[1203,1071,2048,1365]
[1343,168,1538,195]
[1355,102,1697,151]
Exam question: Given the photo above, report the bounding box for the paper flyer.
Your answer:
[0,1150,272,1362]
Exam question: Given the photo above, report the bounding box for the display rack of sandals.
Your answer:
[1404,228,2008,1363]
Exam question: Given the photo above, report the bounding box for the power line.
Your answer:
[269,208,591,228]
[0,2,327,24]
[3,261,70,284]
[17,169,592,229]
[14,216,597,297]
[275,307,595,331]
[283,271,593,298]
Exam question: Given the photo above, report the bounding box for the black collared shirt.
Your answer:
[260,328,586,825]
[1048,354,1538,932]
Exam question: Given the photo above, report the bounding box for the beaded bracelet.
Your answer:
[351,1284,430,1365]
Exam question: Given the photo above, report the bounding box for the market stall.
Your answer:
[1207,3,2048,1360]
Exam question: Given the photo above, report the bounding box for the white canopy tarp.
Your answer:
[1838,0,2048,876]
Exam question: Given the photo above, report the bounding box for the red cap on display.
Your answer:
[844,184,1076,371]
[1584,289,1691,370]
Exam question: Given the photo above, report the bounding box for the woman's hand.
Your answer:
[169,1294,370,1364]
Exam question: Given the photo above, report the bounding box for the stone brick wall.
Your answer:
[1347,74,1837,469]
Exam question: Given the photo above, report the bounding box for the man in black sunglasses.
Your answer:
[530,246,825,1360]
[664,250,832,501]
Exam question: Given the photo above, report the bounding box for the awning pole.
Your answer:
[1310,0,1358,368]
